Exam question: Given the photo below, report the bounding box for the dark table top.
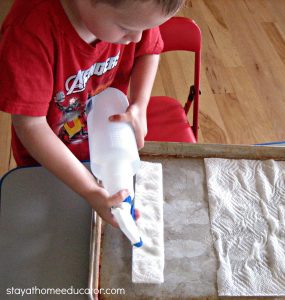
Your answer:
[0,166,92,299]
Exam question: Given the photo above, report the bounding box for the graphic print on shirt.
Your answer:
[54,91,87,144]
[65,52,120,95]
[55,52,120,144]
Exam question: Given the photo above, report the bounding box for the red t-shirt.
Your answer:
[0,0,163,166]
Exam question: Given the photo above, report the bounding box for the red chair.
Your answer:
[145,17,202,143]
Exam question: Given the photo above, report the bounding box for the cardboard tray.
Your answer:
[88,142,285,300]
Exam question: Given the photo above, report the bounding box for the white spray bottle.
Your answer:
[87,87,143,247]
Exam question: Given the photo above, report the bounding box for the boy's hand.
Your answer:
[109,55,161,149]
[109,103,147,150]
[87,187,140,227]
[87,188,129,227]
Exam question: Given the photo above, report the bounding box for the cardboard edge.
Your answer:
[88,210,102,300]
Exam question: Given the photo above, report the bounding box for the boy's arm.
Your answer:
[12,114,127,226]
[110,54,160,149]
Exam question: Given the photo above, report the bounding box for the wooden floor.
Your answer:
[1,0,285,176]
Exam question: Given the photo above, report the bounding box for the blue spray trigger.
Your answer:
[123,195,132,205]
[121,195,142,247]
[123,195,136,221]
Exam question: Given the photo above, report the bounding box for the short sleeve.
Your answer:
[0,24,53,116]
[135,26,164,58]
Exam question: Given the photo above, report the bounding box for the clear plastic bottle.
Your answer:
[87,87,143,247]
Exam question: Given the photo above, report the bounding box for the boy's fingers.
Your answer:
[134,208,141,220]
[133,126,145,149]
[101,211,119,228]
[109,112,146,149]
[108,189,129,207]
[109,113,130,122]
[136,135,144,150]
[103,190,131,227]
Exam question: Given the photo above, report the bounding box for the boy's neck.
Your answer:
[60,0,98,44]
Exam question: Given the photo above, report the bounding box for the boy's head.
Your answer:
[74,0,186,44]
[93,0,186,16]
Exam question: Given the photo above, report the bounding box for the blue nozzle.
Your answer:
[133,237,143,248]
[128,197,142,247]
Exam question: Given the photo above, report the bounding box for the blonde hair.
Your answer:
[94,0,186,15]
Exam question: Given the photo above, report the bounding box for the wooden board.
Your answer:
[140,142,285,160]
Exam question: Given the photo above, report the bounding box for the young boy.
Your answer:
[0,0,185,226]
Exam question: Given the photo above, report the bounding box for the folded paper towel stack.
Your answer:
[205,158,285,296]
[132,161,164,283]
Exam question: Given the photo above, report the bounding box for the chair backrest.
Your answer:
[159,17,202,140]
[159,17,202,53]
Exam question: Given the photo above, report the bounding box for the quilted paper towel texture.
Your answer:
[132,162,164,283]
[205,158,285,296]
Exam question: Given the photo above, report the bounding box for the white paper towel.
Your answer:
[205,158,285,296]
[132,161,164,283]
